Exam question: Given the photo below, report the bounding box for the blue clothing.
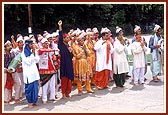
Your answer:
[24,40,33,57]
[25,80,39,104]
[149,34,162,76]
[4,52,15,68]
[58,31,74,80]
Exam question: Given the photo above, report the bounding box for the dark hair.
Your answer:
[101,32,108,37]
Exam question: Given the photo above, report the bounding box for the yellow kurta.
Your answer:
[73,44,88,81]
[84,40,96,77]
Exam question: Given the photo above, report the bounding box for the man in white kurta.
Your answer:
[94,32,114,89]
[21,39,40,108]
[113,34,129,87]
[131,35,148,85]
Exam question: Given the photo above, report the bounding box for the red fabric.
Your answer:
[39,55,55,74]
[38,49,54,55]
[63,34,69,38]
[61,76,72,96]
[95,69,110,88]
[106,43,110,64]
[5,71,14,90]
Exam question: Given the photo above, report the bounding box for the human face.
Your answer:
[157,28,162,35]
[17,40,24,48]
[48,37,53,43]
[28,43,34,49]
[136,35,142,42]
[63,36,70,44]
[5,44,12,51]
[102,33,109,40]
[136,29,141,35]
[42,41,49,48]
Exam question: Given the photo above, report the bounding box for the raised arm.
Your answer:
[58,20,62,32]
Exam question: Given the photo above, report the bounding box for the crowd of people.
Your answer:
[4,20,164,108]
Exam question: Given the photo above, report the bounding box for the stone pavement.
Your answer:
[3,66,165,113]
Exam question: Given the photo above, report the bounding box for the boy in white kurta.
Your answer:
[131,35,148,85]
[94,32,114,89]
[21,39,40,108]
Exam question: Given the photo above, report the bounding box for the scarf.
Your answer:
[106,42,110,64]
[24,40,33,57]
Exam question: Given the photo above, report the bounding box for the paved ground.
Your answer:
[3,66,165,113]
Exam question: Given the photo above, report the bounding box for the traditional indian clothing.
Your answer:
[4,48,15,103]
[94,38,114,89]
[58,31,74,97]
[38,46,56,102]
[113,38,129,87]
[12,38,25,102]
[131,40,148,84]
[149,33,162,79]
[21,40,40,105]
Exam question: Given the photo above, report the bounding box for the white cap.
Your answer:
[116,26,122,34]
[29,34,34,39]
[76,28,81,36]
[46,34,52,39]
[4,40,11,46]
[24,36,30,41]
[41,38,48,44]
[154,24,161,32]
[100,28,106,34]
[92,27,99,34]
[134,25,141,33]
[52,32,59,37]
[86,28,92,33]
[37,34,43,41]
[16,36,24,43]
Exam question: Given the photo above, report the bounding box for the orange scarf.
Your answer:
[106,42,110,64]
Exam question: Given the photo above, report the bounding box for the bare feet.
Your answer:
[28,104,33,108]
[43,101,47,104]
[33,103,40,106]
[15,99,23,104]
[87,90,94,93]
[4,101,10,106]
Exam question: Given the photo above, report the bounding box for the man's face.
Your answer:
[5,44,12,51]
[28,43,34,49]
[103,34,109,40]
[48,37,53,43]
[42,42,49,48]
[136,29,141,35]
[63,36,70,43]
[17,40,24,48]
[157,28,162,35]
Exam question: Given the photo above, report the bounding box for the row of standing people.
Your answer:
[4,21,164,108]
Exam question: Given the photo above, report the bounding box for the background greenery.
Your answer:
[4,4,164,41]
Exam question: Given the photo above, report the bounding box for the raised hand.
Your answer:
[58,20,62,26]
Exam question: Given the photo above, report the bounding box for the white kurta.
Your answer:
[131,42,148,69]
[94,39,114,72]
[21,51,40,84]
[113,39,129,74]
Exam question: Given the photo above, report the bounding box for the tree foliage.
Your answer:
[4,4,164,41]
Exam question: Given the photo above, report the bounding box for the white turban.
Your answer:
[154,24,161,32]
[16,35,24,43]
[134,25,141,33]
[116,26,122,34]
[4,40,11,46]
[41,38,48,44]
